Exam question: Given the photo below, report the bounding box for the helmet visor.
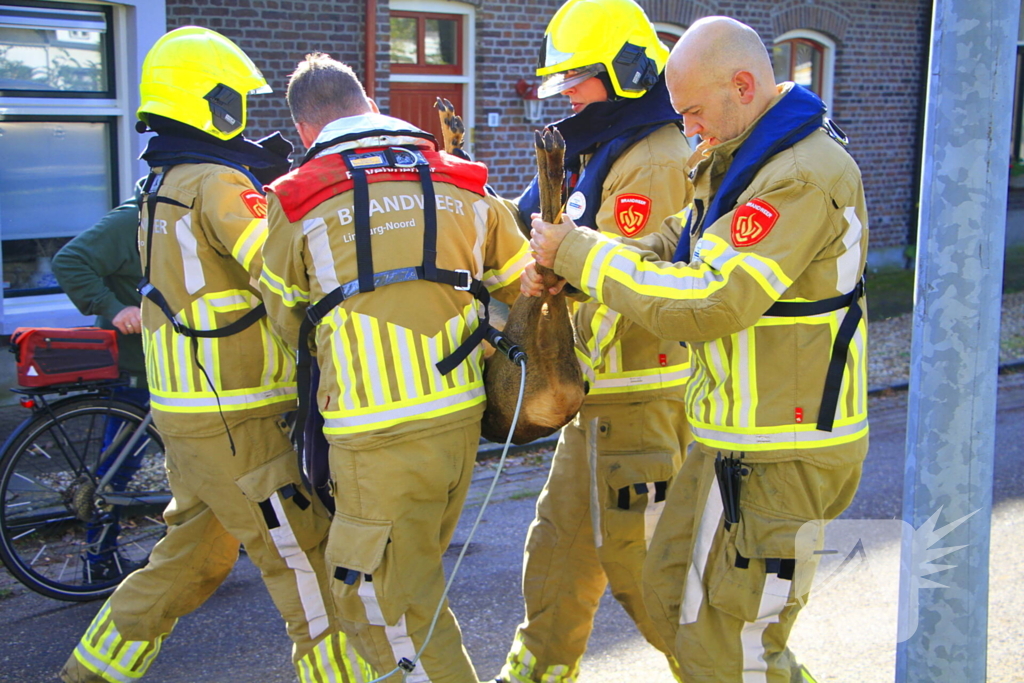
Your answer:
[250,83,273,95]
[537,64,605,99]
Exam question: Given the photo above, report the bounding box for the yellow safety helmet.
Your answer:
[537,0,668,99]
[138,26,271,140]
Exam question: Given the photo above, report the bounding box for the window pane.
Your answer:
[772,42,791,84]
[0,120,113,294]
[0,5,109,93]
[390,17,417,64]
[793,41,818,92]
[424,18,457,66]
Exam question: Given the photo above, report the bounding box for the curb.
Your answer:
[477,359,1024,461]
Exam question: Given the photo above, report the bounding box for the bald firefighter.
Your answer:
[259,54,530,683]
[498,1,692,681]
[61,28,371,683]
[527,17,868,683]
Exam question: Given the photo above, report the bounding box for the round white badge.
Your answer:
[565,191,587,220]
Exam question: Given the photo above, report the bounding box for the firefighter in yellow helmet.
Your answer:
[526,16,868,683]
[499,1,693,681]
[60,27,372,683]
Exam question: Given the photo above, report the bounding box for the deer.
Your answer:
[434,98,586,445]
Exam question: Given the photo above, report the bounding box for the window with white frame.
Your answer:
[772,29,835,113]
[0,0,162,331]
[389,0,474,154]
[0,1,117,297]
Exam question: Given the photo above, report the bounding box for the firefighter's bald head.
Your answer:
[287,53,376,147]
[666,17,777,146]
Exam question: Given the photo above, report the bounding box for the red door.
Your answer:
[389,82,464,146]
[388,11,466,146]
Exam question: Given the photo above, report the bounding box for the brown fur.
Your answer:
[480,128,586,444]
[433,103,584,444]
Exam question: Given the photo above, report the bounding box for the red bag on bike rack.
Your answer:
[9,327,120,387]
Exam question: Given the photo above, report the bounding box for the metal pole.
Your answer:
[896,2,1018,681]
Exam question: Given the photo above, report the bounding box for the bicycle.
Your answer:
[0,377,170,601]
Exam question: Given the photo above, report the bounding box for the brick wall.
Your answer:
[165,0,379,154]
[466,0,930,249]
[165,0,930,249]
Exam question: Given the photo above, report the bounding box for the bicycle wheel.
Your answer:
[0,397,170,601]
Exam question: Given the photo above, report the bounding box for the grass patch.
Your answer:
[867,244,1024,322]
[0,588,13,600]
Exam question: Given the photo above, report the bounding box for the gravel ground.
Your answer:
[869,290,1024,388]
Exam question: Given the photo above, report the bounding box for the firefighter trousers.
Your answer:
[324,420,482,683]
[61,415,374,683]
[501,398,689,683]
[642,442,863,682]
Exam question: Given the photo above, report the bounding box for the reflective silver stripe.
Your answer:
[680,475,723,625]
[740,573,792,682]
[447,315,468,387]
[583,239,619,295]
[356,314,386,405]
[472,198,487,280]
[707,338,729,426]
[175,325,192,393]
[175,214,206,295]
[605,250,726,297]
[73,645,138,683]
[689,417,869,448]
[150,384,296,409]
[588,418,603,549]
[357,577,385,625]
[483,242,532,291]
[425,335,444,393]
[267,493,330,639]
[836,207,864,294]
[303,217,341,291]
[588,305,619,372]
[208,293,249,309]
[195,299,218,389]
[390,323,420,401]
[323,385,485,431]
[233,218,268,271]
[591,364,691,391]
[329,315,358,411]
[385,614,430,683]
[643,481,664,549]
[735,329,752,428]
[260,265,310,305]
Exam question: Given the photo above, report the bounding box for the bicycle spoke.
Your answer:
[30,544,47,565]
[12,526,38,541]
[12,471,58,494]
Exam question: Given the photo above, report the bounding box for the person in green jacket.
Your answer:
[52,188,147,392]
[52,184,152,581]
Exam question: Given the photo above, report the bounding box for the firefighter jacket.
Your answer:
[520,76,693,403]
[553,83,869,467]
[260,114,530,446]
[139,162,296,437]
[570,122,693,402]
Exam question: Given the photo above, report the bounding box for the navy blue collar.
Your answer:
[672,84,826,262]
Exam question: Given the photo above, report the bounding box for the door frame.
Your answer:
[389,0,475,155]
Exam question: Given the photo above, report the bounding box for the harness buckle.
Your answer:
[453,269,472,291]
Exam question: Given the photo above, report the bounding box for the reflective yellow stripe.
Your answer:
[483,240,530,291]
[323,383,485,434]
[689,414,868,451]
[589,362,691,395]
[232,217,267,272]
[73,600,169,682]
[260,263,311,306]
[150,383,296,413]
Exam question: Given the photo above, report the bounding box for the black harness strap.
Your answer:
[292,146,509,456]
[763,277,866,432]
[137,168,271,454]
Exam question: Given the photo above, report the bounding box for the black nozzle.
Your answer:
[485,327,526,366]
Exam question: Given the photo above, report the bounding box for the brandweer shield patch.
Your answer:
[240,190,268,218]
[731,198,779,247]
[614,193,651,236]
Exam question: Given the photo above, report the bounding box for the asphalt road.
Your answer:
[2,373,1022,683]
